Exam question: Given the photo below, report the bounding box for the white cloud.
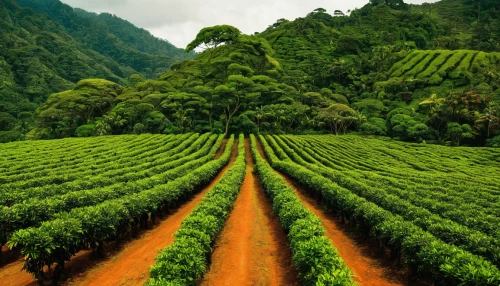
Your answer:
[60,0,439,48]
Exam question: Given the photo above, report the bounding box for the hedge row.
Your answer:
[147,134,246,285]
[261,135,500,285]
[8,135,234,283]
[0,134,221,246]
[251,135,355,285]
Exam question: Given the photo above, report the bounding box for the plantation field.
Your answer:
[387,49,500,84]
[259,134,500,285]
[0,134,499,285]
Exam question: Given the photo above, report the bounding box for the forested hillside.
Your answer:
[0,0,188,143]
[72,8,188,60]
[4,0,500,147]
[17,0,189,76]
[414,0,500,51]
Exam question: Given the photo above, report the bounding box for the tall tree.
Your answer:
[316,104,358,135]
[185,25,241,62]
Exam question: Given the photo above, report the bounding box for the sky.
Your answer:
[60,0,439,49]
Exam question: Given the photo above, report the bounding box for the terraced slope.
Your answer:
[385,50,500,85]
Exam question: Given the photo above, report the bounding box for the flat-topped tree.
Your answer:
[34,79,123,138]
[185,25,241,63]
[316,104,358,135]
[313,8,327,13]
[334,10,345,17]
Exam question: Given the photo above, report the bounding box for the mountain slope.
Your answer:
[16,0,189,77]
[0,0,128,113]
[73,8,186,58]
[14,1,500,146]
[0,0,190,142]
[411,0,500,51]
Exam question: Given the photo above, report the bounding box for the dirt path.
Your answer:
[255,139,406,286]
[0,141,238,286]
[215,139,228,159]
[0,245,36,286]
[64,140,238,286]
[200,139,298,286]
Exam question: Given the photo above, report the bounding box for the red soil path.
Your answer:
[214,139,228,160]
[200,139,298,286]
[0,141,237,286]
[255,139,406,286]
[0,244,35,286]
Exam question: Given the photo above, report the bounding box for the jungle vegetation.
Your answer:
[0,0,188,142]
[2,0,500,147]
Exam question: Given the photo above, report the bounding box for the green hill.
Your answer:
[72,9,187,59]
[17,0,189,76]
[378,49,500,88]
[0,0,189,142]
[0,0,129,140]
[7,0,500,147]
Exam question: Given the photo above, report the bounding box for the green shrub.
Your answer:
[252,135,355,285]
[487,135,500,147]
[147,135,246,285]
[75,124,96,137]
[359,117,388,135]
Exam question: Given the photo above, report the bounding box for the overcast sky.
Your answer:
[60,0,439,49]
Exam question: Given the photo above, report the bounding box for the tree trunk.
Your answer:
[97,241,105,258]
[225,111,235,136]
[225,119,230,136]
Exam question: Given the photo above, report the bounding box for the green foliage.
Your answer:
[446,122,474,145]
[0,0,189,142]
[5,0,500,147]
[262,134,500,285]
[133,123,146,135]
[147,135,244,285]
[75,124,96,137]
[34,79,123,138]
[320,88,349,104]
[0,112,17,131]
[487,135,500,147]
[316,104,358,135]
[185,25,241,54]
[359,117,388,135]
[353,99,387,117]
[387,49,498,84]
[391,51,428,77]
[417,50,454,79]
[5,134,229,282]
[252,135,355,285]
[17,0,188,75]
[390,114,429,141]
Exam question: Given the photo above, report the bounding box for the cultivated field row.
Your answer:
[388,49,500,84]
[0,134,498,285]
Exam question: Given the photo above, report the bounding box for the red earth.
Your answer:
[0,141,237,286]
[200,139,299,286]
[255,138,407,286]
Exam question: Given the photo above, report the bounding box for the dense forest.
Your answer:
[0,0,189,142]
[2,0,500,147]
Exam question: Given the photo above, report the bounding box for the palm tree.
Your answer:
[419,94,444,115]
[475,105,499,138]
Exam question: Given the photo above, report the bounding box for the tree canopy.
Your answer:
[185,25,242,53]
[3,0,499,147]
